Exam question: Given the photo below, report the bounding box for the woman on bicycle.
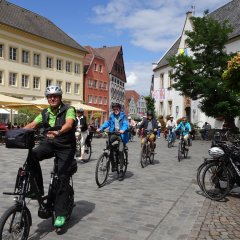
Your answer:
[175,117,192,149]
[137,111,158,153]
[97,102,129,181]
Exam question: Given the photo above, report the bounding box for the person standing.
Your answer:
[24,85,76,228]
[76,108,88,160]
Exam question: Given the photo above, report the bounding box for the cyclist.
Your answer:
[76,108,88,160]
[175,116,192,150]
[157,120,161,139]
[97,102,129,181]
[24,85,76,228]
[166,115,177,142]
[128,116,136,140]
[137,111,158,152]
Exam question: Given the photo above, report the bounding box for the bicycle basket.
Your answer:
[5,128,35,149]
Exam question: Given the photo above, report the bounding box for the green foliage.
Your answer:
[168,14,240,123]
[16,107,39,126]
[144,96,156,115]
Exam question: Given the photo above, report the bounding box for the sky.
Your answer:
[8,0,231,96]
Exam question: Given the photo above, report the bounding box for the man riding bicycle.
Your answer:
[175,116,192,150]
[24,85,76,228]
[97,102,129,181]
[166,115,177,142]
[137,111,158,152]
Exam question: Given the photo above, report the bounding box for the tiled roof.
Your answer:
[0,0,87,52]
[154,0,240,71]
[94,46,122,73]
[209,0,240,39]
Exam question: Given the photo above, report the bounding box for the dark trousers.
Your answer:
[26,140,75,216]
[109,135,124,170]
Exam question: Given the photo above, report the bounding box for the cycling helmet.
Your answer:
[111,102,121,109]
[77,108,84,113]
[208,147,225,158]
[45,85,62,97]
[147,110,153,116]
[128,116,132,120]
[170,115,173,118]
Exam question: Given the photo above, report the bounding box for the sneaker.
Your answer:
[54,216,66,228]
[118,170,124,181]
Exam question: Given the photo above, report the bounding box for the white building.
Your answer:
[152,0,240,128]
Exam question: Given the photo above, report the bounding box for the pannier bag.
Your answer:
[5,128,35,149]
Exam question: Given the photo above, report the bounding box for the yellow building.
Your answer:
[0,0,88,104]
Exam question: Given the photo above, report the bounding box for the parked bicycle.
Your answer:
[75,127,92,162]
[140,130,155,168]
[0,129,77,238]
[177,131,189,162]
[95,132,128,187]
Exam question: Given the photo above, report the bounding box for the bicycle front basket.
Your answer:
[5,128,35,149]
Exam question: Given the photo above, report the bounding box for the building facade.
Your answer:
[0,0,87,104]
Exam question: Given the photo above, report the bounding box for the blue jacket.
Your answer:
[175,121,191,136]
[100,111,129,144]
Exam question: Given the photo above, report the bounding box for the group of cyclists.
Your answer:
[7,85,193,230]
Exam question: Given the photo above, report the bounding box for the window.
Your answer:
[22,50,29,63]
[74,63,80,74]
[9,72,17,86]
[0,44,3,58]
[74,83,79,94]
[93,80,97,88]
[0,71,3,84]
[33,53,40,66]
[103,82,107,90]
[104,97,107,105]
[98,81,102,89]
[88,79,93,87]
[168,70,173,88]
[56,80,62,89]
[21,74,29,88]
[94,63,97,71]
[57,59,62,70]
[88,95,92,103]
[66,61,71,72]
[98,96,102,104]
[46,79,53,87]
[160,73,164,88]
[94,96,97,103]
[66,82,71,93]
[9,47,17,61]
[99,65,102,72]
[33,76,40,89]
[46,57,53,68]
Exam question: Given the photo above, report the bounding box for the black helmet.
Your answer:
[147,110,153,116]
[111,102,121,110]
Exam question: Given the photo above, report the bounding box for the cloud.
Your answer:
[92,0,230,52]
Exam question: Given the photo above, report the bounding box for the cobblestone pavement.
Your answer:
[0,136,239,240]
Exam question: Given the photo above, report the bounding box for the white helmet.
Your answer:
[45,85,62,97]
[128,116,131,120]
[208,147,225,158]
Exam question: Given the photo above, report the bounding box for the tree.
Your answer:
[15,107,39,126]
[169,13,240,129]
[144,96,155,115]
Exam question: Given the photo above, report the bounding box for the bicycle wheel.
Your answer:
[202,162,231,201]
[140,144,148,168]
[183,143,188,158]
[149,153,154,164]
[178,142,183,162]
[0,205,31,240]
[95,153,110,187]
[122,150,128,175]
[76,139,81,157]
[83,144,92,163]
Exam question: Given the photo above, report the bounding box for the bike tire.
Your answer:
[76,140,81,157]
[178,142,183,162]
[184,144,188,158]
[149,153,154,164]
[202,162,231,201]
[168,140,171,148]
[0,205,31,240]
[95,153,110,187]
[83,145,92,163]
[140,145,148,168]
[122,150,128,176]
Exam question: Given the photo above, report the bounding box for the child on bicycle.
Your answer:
[137,111,158,152]
[96,102,129,181]
[175,116,192,149]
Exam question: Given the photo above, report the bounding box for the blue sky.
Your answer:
[8,0,230,95]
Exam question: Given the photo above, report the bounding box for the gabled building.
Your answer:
[83,46,109,122]
[125,90,139,117]
[152,0,240,128]
[94,46,126,112]
[0,0,88,103]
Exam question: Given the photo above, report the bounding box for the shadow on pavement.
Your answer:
[28,200,95,239]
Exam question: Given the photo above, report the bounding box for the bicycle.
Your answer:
[140,130,155,168]
[75,127,92,162]
[177,131,189,162]
[0,129,77,238]
[167,127,175,148]
[95,132,128,187]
